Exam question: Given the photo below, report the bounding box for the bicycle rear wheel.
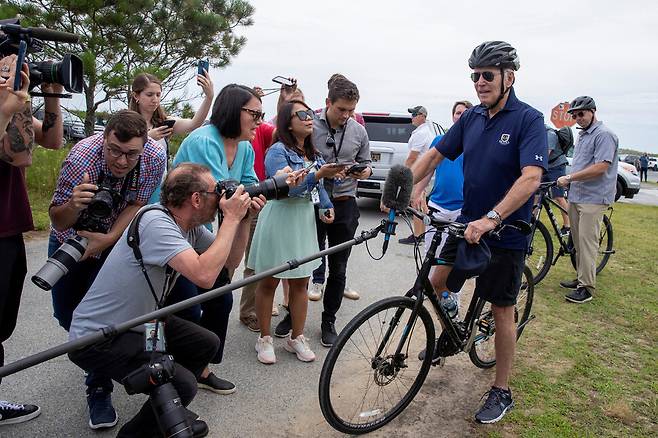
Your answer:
[569,214,614,274]
[318,296,435,435]
[525,220,553,285]
[468,266,534,369]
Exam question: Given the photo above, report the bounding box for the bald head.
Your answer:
[161,163,213,208]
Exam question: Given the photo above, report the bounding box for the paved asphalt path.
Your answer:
[1,198,455,437]
[2,188,655,437]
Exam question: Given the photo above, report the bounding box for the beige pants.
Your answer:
[568,202,608,293]
[239,214,259,319]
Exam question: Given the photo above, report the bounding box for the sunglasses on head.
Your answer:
[293,109,315,121]
[470,71,497,83]
[570,110,587,118]
[241,107,265,122]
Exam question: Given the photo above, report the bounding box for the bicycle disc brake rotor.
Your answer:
[371,354,404,386]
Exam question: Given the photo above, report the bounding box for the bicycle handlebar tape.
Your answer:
[446,239,492,292]
[382,165,413,211]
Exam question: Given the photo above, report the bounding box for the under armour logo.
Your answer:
[535,155,543,161]
[499,134,510,145]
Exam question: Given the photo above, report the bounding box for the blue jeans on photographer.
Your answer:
[47,234,113,394]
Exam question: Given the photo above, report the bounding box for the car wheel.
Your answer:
[615,179,623,202]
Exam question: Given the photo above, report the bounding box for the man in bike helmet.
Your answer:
[556,96,618,303]
[411,40,547,424]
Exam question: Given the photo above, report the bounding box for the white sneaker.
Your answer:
[343,285,360,300]
[284,335,316,362]
[308,283,323,301]
[255,336,276,364]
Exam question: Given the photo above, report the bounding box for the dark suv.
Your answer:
[33,105,87,142]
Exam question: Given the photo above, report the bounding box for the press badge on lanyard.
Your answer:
[310,187,320,204]
[144,321,166,352]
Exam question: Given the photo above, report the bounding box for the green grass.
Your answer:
[25,145,72,231]
[487,203,658,437]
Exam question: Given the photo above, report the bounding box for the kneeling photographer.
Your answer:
[42,109,166,429]
[68,163,256,437]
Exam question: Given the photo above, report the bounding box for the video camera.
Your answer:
[123,354,193,438]
[0,18,83,97]
[31,179,123,290]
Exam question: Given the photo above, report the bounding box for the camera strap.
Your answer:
[127,205,175,309]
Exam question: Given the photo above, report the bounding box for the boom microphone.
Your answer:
[381,165,414,254]
[382,164,413,210]
[26,27,79,44]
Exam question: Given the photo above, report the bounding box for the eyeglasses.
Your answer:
[326,135,336,148]
[105,144,141,162]
[470,71,497,83]
[242,107,265,122]
[570,111,586,118]
[294,109,315,121]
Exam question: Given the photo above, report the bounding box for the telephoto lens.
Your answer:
[31,235,88,290]
[150,382,193,438]
[217,173,290,201]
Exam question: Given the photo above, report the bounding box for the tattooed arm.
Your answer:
[0,59,34,166]
[33,82,64,150]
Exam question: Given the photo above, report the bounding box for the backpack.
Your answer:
[547,126,574,164]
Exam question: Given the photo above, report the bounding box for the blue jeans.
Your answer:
[165,269,233,364]
[48,233,113,393]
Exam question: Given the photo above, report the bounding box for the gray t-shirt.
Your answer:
[69,206,214,341]
[312,109,371,198]
[569,121,619,205]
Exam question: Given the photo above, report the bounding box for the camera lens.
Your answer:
[31,235,88,290]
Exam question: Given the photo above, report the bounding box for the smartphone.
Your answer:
[347,163,368,174]
[162,119,176,129]
[13,40,27,91]
[197,59,209,75]
[272,76,295,87]
[305,160,318,171]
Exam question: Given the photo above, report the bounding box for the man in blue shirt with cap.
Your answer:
[411,41,547,424]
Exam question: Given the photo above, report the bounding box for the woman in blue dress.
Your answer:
[248,100,344,364]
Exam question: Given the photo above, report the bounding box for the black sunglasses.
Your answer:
[470,71,497,83]
[294,109,315,121]
[242,107,265,122]
[326,135,336,148]
[570,111,586,118]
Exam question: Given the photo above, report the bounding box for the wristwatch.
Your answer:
[485,209,503,226]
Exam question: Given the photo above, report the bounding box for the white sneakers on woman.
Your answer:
[255,336,276,364]
[255,334,316,364]
[284,335,316,362]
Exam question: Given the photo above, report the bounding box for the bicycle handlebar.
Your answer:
[404,207,531,238]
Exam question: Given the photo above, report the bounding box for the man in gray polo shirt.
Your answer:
[311,75,371,346]
[557,96,618,303]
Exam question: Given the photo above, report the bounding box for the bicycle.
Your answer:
[525,181,614,285]
[318,208,535,434]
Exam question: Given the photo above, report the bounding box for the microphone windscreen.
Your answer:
[28,27,79,44]
[382,165,413,210]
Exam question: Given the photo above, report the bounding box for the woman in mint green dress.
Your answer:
[248,100,345,364]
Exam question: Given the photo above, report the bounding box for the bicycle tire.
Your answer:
[468,266,535,369]
[318,296,435,435]
[526,220,553,285]
[569,214,614,275]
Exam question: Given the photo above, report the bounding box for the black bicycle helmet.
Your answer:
[567,96,596,113]
[468,41,520,70]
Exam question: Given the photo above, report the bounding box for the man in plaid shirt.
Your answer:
[47,109,165,430]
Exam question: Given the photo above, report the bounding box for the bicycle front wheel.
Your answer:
[569,214,614,274]
[526,220,553,285]
[318,296,435,435]
[468,266,535,369]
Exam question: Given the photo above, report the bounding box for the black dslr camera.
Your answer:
[0,18,83,96]
[216,173,290,200]
[123,354,193,438]
[31,179,122,290]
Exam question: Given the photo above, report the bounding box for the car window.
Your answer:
[363,117,415,143]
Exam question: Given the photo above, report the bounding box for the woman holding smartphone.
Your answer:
[247,100,344,364]
[129,71,214,202]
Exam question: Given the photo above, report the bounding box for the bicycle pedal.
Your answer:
[431,356,446,367]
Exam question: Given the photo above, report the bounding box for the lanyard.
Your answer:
[327,115,348,162]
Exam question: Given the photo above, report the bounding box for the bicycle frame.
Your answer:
[374,214,488,363]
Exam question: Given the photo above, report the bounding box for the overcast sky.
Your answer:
[107,0,658,153]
